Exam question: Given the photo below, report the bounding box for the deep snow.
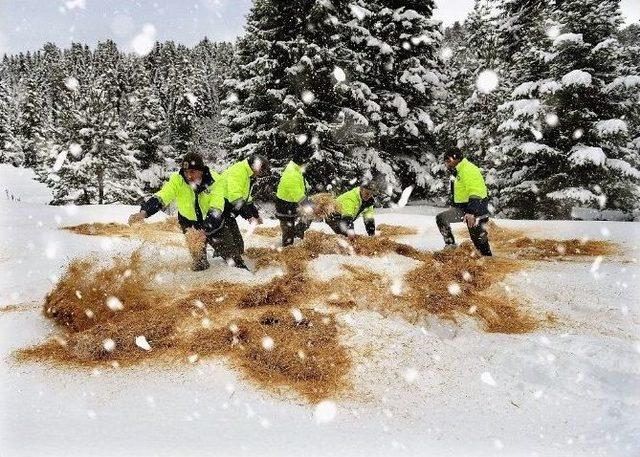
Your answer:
[1,164,639,457]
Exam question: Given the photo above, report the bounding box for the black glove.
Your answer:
[203,209,224,237]
[364,218,376,236]
[140,196,163,217]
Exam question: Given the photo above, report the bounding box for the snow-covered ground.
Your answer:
[1,164,639,457]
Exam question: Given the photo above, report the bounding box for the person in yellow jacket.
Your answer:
[326,177,384,238]
[212,154,270,269]
[436,149,492,256]
[127,152,226,271]
[275,144,312,247]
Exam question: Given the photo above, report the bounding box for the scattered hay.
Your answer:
[0,304,20,313]
[20,220,618,402]
[305,193,342,220]
[405,247,538,333]
[253,226,281,238]
[377,224,418,237]
[65,219,184,247]
[501,237,617,260]
[43,251,170,332]
[182,309,350,404]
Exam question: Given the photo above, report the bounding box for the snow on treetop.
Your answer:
[592,38,618,53]
[605,75,640,92]
[594,119,628,137]
[519,142,559,156]
[569,146,607,167]
[546,187,598,204]
[512,81,537,97]
[502,99,542,118]
[561,70,592,87]
[607,159,640,179]
[552,33,583,47]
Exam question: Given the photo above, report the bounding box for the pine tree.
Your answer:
[494,0,640,218]
[0,80,21,165]
[15,75,48,168]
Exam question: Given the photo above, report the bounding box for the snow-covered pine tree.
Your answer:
[44,73,141,204]
[497,0,639,218]
[124,61,171,194]
[349,0,447,194]
[14,74,48,168]
[222,0,375,193]
[439,0,502,169]
[0,79,21,165]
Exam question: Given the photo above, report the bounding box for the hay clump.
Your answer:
[183,308,351,404]
[501,237,617,260]
[305,193,342,221]
[405,248,539,333]
[377,224,418,237]
[184,228,206,263]
[253,226,281,238]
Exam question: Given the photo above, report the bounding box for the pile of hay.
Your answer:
[253,226,281,238]
[184,228,206,263]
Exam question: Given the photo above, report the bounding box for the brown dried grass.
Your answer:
[306,193,342,220]
[377,224,418,237]
[182,309,350,404]
[253,226,281,238]
[18,222,618,402]
[184,228,206,262]
[65,219,184,247]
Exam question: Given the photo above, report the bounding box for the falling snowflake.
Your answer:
[545,113,559,127]
[314,400,337,423]
[301,90,315,104]
[440,47,453,60]
[296,134,308,144]
[131,23,156,56]
[403,368,419,384]
[102,338,116,352]
[261,336,275,351]
[573,128,584,139]
[476,70,499,94]
[291,308,304,323]
[447,282,461,296]
[106,296,123,311]
[333,66,346,83]
[462,271,472,282]
[135,335,152,351]
[64,76,79,91]
[481,371,496,386]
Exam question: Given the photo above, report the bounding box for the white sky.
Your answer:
[0,0,638,55]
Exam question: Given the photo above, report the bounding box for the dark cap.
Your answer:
[444,149,464,160]
[182,152,206,171]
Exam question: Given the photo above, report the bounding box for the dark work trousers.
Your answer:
[435,207,492,256]
[278,217,311,247]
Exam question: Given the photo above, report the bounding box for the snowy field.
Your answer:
[1,164,639,457]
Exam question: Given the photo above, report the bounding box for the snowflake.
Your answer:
[102,338,116,352]
[314,400,337,423]
[106,296,124,311]
[135,335,152,351]
[333,66,346,83]
[301,90,315,104]
[476,70,499,94]
[131,23,156,57]
[261,336,275,350]
[545,113,559,127]
[64,77,79,91]
[481,371,496,386]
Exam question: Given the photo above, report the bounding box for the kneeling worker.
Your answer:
[436,149,492,256]
[326,177,384,239]
[275,144,312,247]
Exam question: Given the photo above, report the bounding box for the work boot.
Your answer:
[225,256,250,271]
